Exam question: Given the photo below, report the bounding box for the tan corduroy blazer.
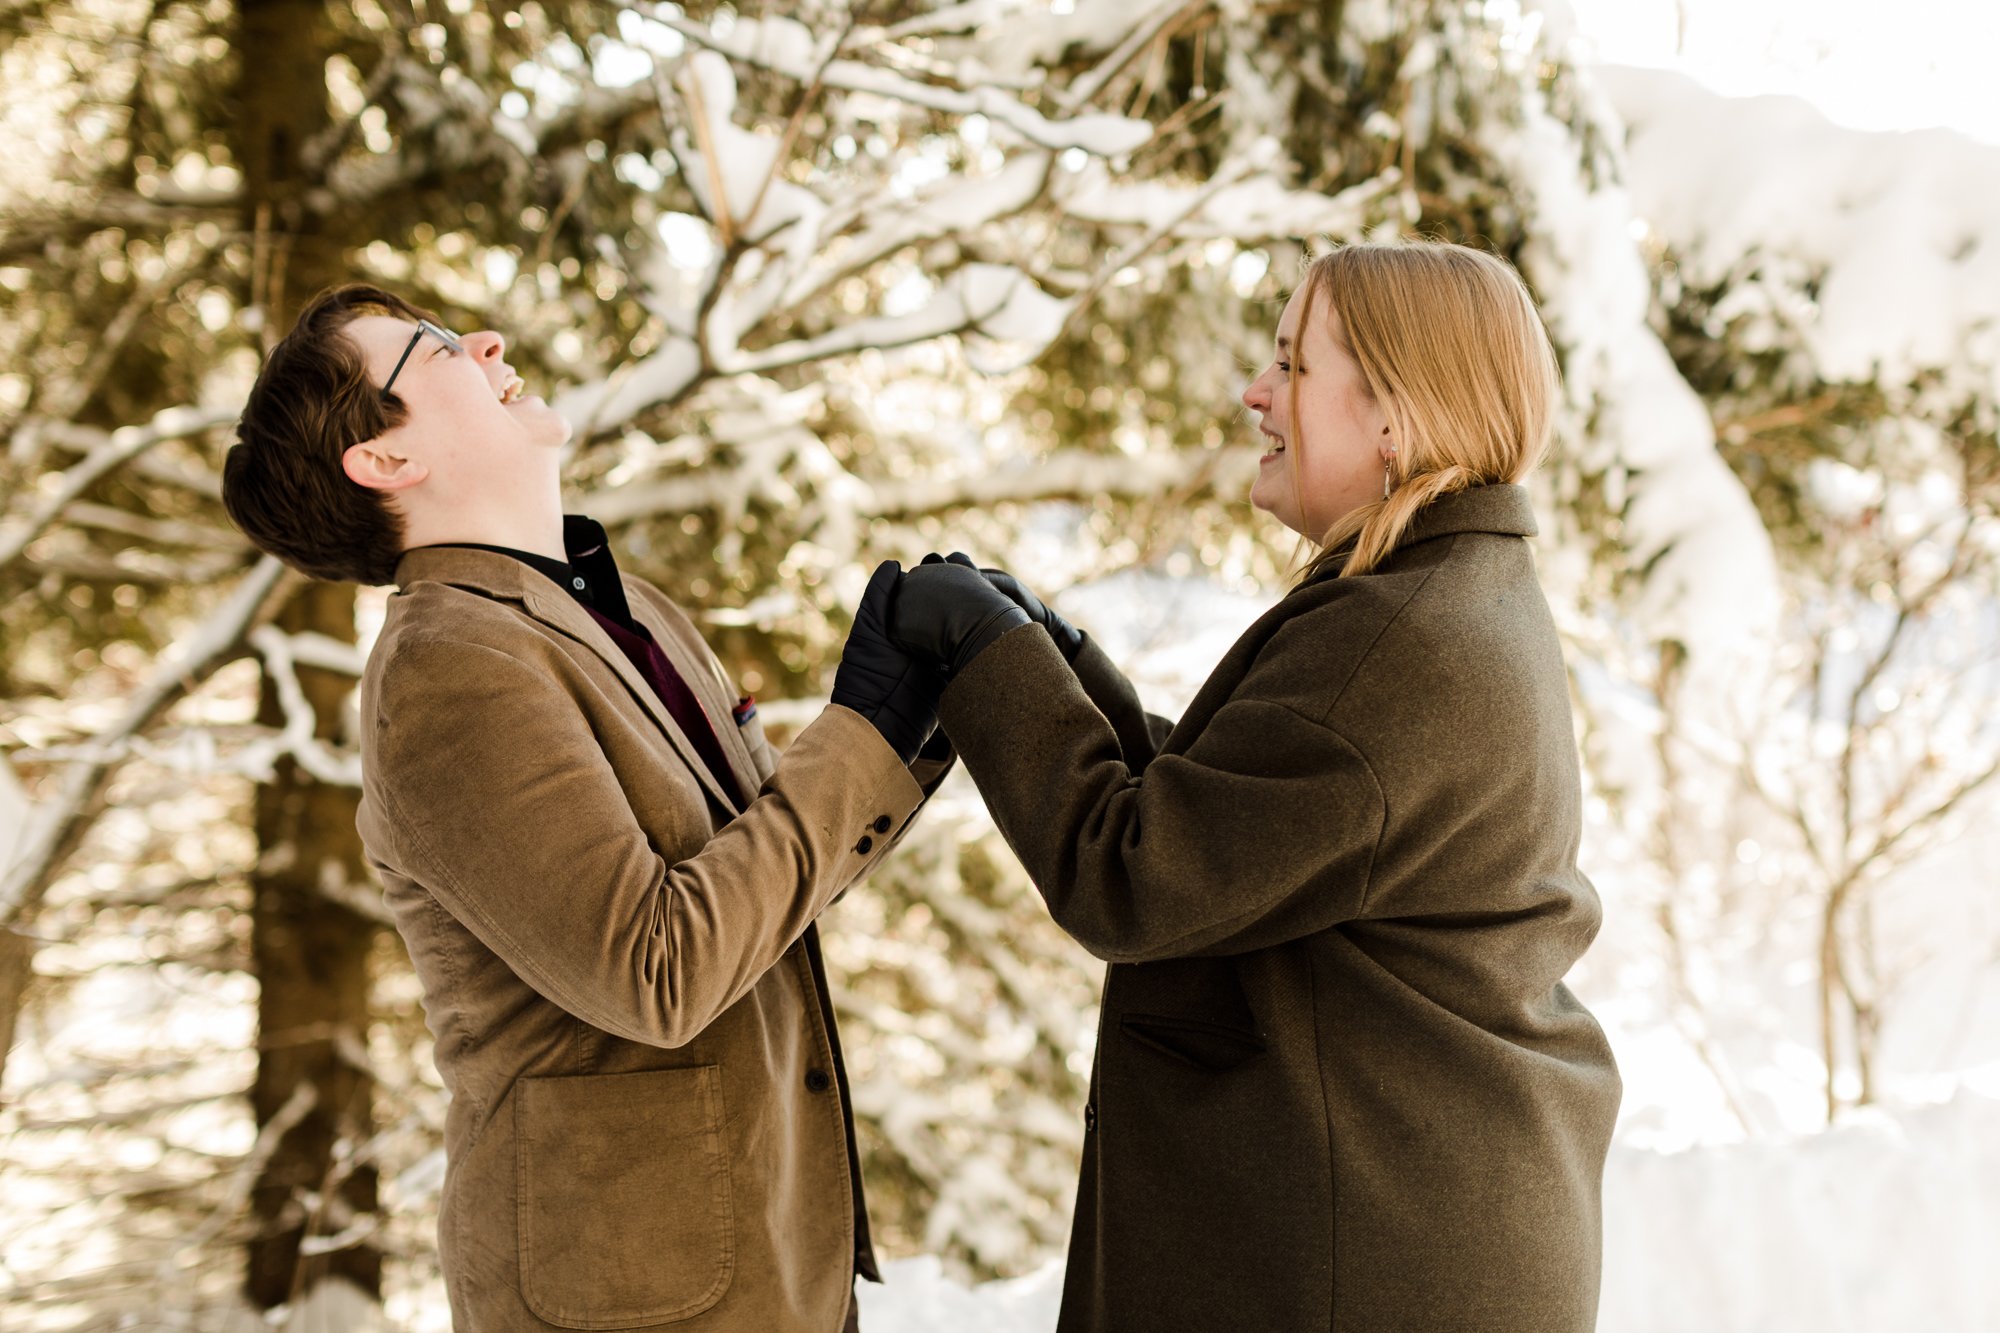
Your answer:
[937,484,1623,1333]
[355,547,945,1332]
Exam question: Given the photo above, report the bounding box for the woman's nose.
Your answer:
[1241,371,1270,413]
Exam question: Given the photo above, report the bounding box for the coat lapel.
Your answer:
[621,582,765,808]
[393,547,746,818]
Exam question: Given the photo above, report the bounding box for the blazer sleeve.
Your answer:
[362,635,925,1048]
[937,624,1384,964]
[1068,633,1177,772]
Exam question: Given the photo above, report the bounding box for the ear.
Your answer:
[1369,404,1396,460]
[343,438,429,492]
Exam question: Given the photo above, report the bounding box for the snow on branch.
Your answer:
[1602,65,2000,413]
[1060,160,1401,242]
[649,11,1155,158]
[1,556,291,927]
[245,626,365,788]
[580,443,1256,527]
[1046,0,1207,112]
[0,405,238,574]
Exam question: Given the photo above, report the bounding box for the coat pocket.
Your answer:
[515,1065,734,1329]
[1120,1013,1267,1072]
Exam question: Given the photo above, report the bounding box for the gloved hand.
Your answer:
[831,561,946,764]
[890,554,1032,677]
[928,553,1084,663]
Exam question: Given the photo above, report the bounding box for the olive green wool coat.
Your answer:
[937,484,1622,1333]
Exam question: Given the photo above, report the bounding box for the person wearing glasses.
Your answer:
[222,285,951,1332]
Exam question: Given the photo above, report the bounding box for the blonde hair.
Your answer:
[1285,240,1560,583]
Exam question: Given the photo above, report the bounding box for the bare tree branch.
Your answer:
[0,405,238,573]
[1,556,292,928]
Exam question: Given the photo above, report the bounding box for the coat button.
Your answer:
[854,835,874,855]
[805,1069,832,1093]
[1084,1104,1097,1132]
[872,815,892,834]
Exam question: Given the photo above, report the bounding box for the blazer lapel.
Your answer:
[395,546,751,816]
[515,585,747,817]
[622,588,765,808]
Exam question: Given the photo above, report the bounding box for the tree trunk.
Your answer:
[1819,896,1844,1124]
[0,926,30,1090]
[0,761,31,1090]
[234,0,381,1307]
[245,583,382,1304]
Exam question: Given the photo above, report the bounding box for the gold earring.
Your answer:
[1383,445,1396,501]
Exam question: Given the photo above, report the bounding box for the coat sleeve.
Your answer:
[938,624,1385,963]
[361,635,925,1047]
[1068,633,1177,773]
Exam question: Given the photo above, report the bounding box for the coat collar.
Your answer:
[1397,482,1538,547]
[390,545,757,816]
[1308,483,1539,583]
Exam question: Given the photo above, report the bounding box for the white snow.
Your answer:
[1487,19,1784,672]
[1060,161,1402,241]
[1598,64,2000,420]
[856,1089,2000,1332]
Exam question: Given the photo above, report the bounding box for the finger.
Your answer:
[945,551,977,569]
[863,559,903,597]
[858,559,902,622]
[920,553,947,566]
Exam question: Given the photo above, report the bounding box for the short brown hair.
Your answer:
[223,284,439,585]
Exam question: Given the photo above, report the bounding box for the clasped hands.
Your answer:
[830,553,1082,764]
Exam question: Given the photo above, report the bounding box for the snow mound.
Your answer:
[861,1090,2000,1331]
[1601,1088,2000,1331]
[1600,64,2000,413]
[857,1256,1064,1333]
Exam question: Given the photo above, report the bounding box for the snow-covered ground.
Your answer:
[858,1087,2000,1331]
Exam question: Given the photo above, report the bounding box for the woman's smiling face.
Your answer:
[1241,283,1392,539]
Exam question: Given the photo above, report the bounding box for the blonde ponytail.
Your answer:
[1281,241,1559,586]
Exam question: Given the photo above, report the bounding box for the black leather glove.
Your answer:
[831,560,945,764]
[890,555,1032,677]
[929,553,1084,663]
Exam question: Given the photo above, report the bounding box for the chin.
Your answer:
[1256,506,1308,539]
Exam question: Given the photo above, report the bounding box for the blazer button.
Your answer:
[854,835,874,855]
[872,815,892,834]
[805,1069,833,1093]
[1084,1104,1097,1132]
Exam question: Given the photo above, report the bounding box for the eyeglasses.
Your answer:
[379,320,463,402]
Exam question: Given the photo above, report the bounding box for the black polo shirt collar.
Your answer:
[424,514,637,629]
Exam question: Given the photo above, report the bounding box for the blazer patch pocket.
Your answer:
[515,1065,734,1329]
[1120,1013,1268,1072]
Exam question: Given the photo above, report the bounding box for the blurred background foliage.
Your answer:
[4,0,1999,1326]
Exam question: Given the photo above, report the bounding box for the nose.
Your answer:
[463,330,507,362]
[1241,367,1272,414]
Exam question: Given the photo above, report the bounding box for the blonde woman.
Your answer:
[850,240,1622,1332]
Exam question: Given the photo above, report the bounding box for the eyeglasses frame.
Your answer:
[379,320,464,402]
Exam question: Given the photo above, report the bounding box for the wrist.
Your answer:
[951,605,1033,675]
[1048,616,1084,663]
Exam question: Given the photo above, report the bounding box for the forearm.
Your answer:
[1068,633,1175,772]
[380,703,922,1048]
[937,625,1379,963]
